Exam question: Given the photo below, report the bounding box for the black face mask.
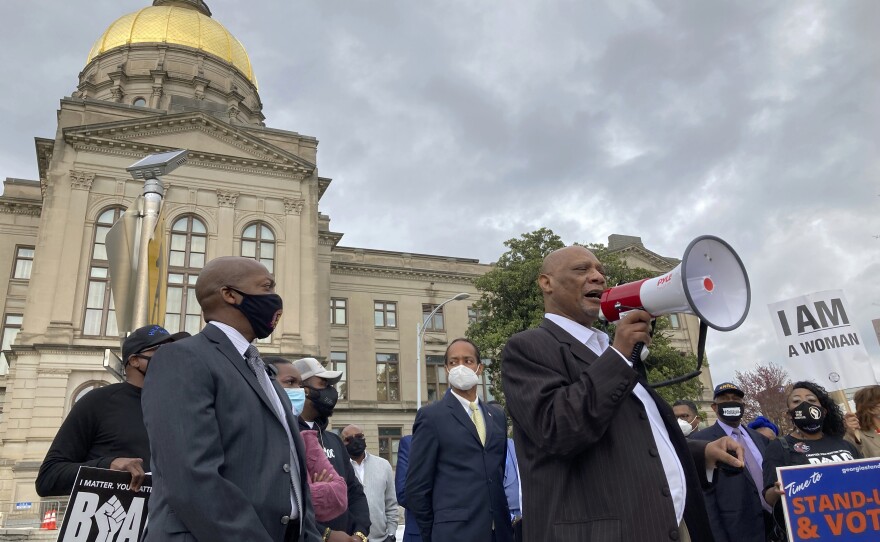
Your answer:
[716,401,744,425]
[227,287,283,339]
[306,386,339,418]
[791,402,825,434]
[345,436,367,458]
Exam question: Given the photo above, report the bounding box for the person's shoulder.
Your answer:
[370,453,393,470]
[80,382,130,403]
[690,424,721,440]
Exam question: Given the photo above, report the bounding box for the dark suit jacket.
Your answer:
[405,391,514,542]
[394,435,422,542]
[692,423,768,542]
[501,319,714,542]
[142,324,320,541]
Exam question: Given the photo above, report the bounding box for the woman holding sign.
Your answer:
[762,381,862,539]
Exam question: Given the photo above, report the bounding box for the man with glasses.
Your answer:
[35,324,188,496]
[673,400,702,437]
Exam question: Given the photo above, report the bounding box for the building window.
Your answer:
[668,314,681,329]
[477,360,495,402]
[83,207,124,336]
[241,222,275,273]
[468,306,482,325]
[72,381,109,406]
[330,351,348,400]
[378,427,403,468]
[165,215,207,335]
[425,355,448,403]
[1,314,23,375]
[422,304,445,332]
[12,246,35,280]
[376,353,400,402]
[330,298,347,325]
[374,301,397,328]
[132,97,147,107]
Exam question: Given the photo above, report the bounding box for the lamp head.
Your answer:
[453,293,470,301]
[126,149,188,180]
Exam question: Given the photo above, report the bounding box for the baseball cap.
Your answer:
[713,382,745,399]
[292,357,342,385]
[122,325,190,363]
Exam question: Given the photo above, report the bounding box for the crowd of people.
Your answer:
[34,252,879,542]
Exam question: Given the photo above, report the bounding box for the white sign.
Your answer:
[14,502,32,510]
[768,290,876,391]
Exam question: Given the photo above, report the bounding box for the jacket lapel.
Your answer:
[444,390,482,446]
[202,324,281,420]
[540,318,600,365]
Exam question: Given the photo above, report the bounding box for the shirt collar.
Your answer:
[209,321,252,357]
[545,313,609,348]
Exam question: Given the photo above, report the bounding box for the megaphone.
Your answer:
[599,235,751,387]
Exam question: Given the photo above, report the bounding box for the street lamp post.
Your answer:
[416,292,470,409]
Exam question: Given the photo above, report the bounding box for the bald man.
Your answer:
[341,425,398,542]
[501,245,744,542]
[142,256,320,542]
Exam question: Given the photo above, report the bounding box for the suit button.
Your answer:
[669,528,679,540]
[611,394,620,401]
[649,448,659,457]
[281,515,290,525]
[661,487,671,497]
[617,384,627,392]
[282,464,291,473]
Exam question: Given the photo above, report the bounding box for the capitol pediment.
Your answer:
[62,111,316,178]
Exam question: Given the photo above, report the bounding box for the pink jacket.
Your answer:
[300,430,348,522]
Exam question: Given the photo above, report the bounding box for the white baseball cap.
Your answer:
[293,357,342,385]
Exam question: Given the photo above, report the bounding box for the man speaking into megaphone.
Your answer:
[502,245,745,542]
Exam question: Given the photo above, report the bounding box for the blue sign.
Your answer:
[14,502,32,510]
[778,458,880,541]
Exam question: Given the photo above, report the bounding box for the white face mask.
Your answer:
[678,418,695,437]
[448,365,480,391]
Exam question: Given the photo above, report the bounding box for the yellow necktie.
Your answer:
[469,401,486,446]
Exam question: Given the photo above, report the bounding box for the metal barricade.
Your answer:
[0,498,66,530]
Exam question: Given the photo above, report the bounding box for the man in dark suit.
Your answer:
[502,245,744,542]
[406,338,513,542]
[692,383,771,542]
[394,435,422,542]
[142,256,320,542]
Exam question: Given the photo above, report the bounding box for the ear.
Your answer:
[128,356,141,369]
[711,403,718,414]
[538,273,552,295]
[475,364,484,377]
[220,286,239,305]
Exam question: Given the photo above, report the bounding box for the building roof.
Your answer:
[85,1,256,87]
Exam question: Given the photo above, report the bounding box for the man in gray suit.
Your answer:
[142,256,320,541]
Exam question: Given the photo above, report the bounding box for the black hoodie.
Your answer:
[298,415,371,536]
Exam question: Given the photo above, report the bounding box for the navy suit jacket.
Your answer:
[395,435,422,542]
[692,422,769,542]
[405,391,513,542]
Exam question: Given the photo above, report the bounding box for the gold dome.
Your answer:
[86,5,256,87]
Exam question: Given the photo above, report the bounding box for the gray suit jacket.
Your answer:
[142,324,320,541]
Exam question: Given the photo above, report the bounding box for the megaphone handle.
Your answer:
[630,343,648,381]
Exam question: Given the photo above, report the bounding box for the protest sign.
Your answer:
[57,467,151,542]
[768,290,876,391]
[778,457,880,541]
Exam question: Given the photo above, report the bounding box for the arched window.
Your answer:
[133,97,147,107]
[241,222,275,273]
[72,380,109,406]
[165,215,207,335]
[83,207,125,336]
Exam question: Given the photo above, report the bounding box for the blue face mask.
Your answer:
[285,388,306,416]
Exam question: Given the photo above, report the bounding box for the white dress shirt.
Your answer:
[544,313,688,524]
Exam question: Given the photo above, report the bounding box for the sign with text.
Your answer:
[768,290,875,391]
[778,458,880,541]
[57,467,151,542]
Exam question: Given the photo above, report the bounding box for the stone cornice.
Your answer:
[330,261,480,284]
[611,245,678,271]
[319,231,344,247]
[0,200,42,217]
[318,177,332,199]
[35,138,54,198]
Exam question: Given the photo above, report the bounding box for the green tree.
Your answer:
[468,229,704,406]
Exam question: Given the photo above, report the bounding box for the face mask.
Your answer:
[448,365,480,391]
[285,388,306,416]
[716,402,744,425]
[678,418,694,437]
[791,402,825,434]
[345,436,367,458]
[306,385,339,418]
[227,286,283,339]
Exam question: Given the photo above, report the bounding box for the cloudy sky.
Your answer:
[1,0,878,386]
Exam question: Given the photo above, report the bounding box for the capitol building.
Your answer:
[0,0,713,509]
